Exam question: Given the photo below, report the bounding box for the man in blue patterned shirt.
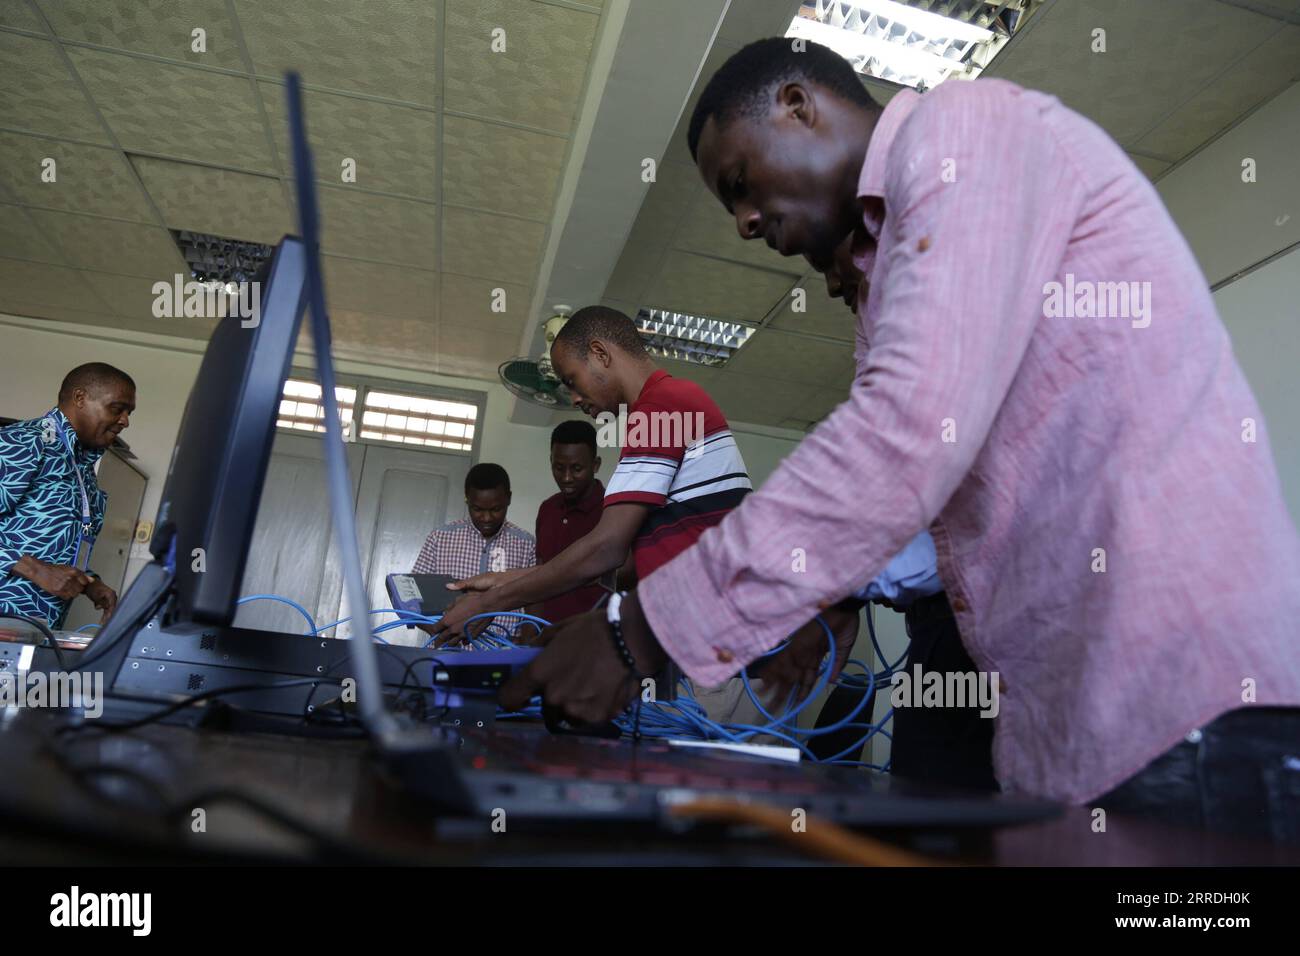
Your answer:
[0,363,136,629]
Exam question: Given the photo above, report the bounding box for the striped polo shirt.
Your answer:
[604,370,751,578]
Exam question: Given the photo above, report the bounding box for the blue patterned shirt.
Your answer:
[0,408,107,627]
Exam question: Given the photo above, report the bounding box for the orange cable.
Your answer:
[667,797,943,866]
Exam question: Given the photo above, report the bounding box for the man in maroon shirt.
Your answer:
[534,420,606,625]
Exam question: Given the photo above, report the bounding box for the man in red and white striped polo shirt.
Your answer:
[432,306,753,641]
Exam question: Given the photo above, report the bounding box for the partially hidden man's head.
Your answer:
[688,37,881,274]
[58,362,136,449]
[549,306,652,418]
[550,419,600,505]
[465,462,511,539]
[806,229,865,315]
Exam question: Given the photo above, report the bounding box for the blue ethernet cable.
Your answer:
[421,610,551,648]
[312,607,441,635]
[236,594,318,634]
[602,612,906,766]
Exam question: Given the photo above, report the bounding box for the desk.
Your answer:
[0,709,1295,866]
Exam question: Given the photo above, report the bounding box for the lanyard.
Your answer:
[47,413,95,571]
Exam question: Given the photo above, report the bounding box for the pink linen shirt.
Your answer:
[639,79,1300,803]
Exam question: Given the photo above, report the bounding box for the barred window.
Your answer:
[276,379,357,433]
[359,389,476,451]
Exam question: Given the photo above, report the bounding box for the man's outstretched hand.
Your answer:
[447,569,526,594]
[429,590,495,646]
[499,591,667,723]
[430,569,534,645]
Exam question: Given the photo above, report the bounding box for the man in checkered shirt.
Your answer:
[412,463,535,638]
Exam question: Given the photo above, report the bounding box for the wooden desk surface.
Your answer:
[1,709,1295,866]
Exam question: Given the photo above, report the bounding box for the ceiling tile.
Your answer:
[0,132,155,221]
[725,329,856,386]
[715,0,797,48]
[664,41,738,168]
[331,309,437,357]
[441,114,567,219]
[317,187,437,268]
[0,32,109,142]
[66,46,275,171]
[1127,152,1172,181]
[323,255,437,320]
[115,314,218,340]
[440,272,530,338]
[25,208,185,278]
[1,3,46,31]
[77,268,215,340]
[626,166,704,248]
[795,387,849,426]
[40,0,244,70]
[0,203,66,264]
[769,278,858,340]
[707,372,818,429]
[78,269,161,319]
[235,0,438,104]
[441,206,546,284]
[642,250,795,325]
[437,320,519,379]
[674,192,802,271]
[131,156,291,243]
[443,0,598,132]
[1134,25,1300,161]
[603,239,662,304]
[259,81,438,197]
[0,255,110,315]
[985,0,1278,147]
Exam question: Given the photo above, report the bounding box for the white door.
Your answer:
[345,441,470,640]
[234,432,469,638]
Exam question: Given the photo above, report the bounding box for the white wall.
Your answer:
[1211,248,1300,528]
[1155,82,1300,289]
[1157,80,1300,528]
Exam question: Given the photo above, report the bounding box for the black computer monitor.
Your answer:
[150,236,307,625]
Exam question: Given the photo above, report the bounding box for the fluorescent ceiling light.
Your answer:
[787,0,1031,92]
[635,308,756,368]
[172,229,273,285]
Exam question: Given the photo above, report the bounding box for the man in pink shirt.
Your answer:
[503,39,1300,841]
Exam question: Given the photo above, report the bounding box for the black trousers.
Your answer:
[1096,706,1300,845]
[890,593,998,792]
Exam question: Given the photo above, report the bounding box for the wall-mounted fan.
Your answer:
[498,306,574,409]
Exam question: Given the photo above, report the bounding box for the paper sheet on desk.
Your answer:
[668,739,802,763]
